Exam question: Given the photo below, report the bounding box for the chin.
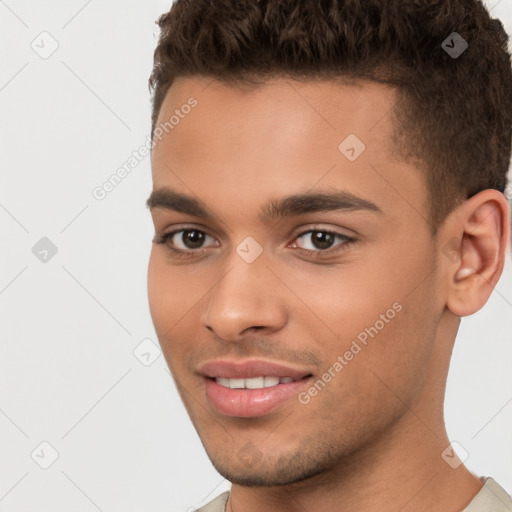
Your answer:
[205,444,339,488]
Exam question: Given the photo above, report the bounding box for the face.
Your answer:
[147,76,445,487]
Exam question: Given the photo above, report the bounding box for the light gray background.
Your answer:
[1,1,511,511]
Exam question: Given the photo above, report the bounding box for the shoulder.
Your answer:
[463,477,512,512]
[195,491,230,512]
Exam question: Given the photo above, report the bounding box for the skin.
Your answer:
[147,75,510,512]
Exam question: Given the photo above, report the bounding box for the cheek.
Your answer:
[296,244,438,388]
[147,250,181,341]
[147,250,212,376]
[147,250,165,329]
[147,253,184,377]
[287,260,400,345]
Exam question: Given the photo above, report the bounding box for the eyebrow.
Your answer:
[146,187,383,223]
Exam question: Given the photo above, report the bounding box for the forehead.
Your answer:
[154,75,399,160]
[150,76,426,226]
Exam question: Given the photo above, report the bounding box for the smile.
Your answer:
[214,376,297,389]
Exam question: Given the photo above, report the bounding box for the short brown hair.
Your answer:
[148,0,512,232]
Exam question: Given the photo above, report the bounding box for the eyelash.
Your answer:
[153,226,356,260]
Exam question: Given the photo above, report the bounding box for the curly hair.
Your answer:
[148,0,512,232]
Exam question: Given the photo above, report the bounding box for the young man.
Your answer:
[145,1,512,510]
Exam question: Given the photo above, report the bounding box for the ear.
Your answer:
[442,189,510,317]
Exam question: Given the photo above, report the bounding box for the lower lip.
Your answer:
[204,377,312,417]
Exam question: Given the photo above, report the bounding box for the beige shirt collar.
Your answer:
[197,477,512,512]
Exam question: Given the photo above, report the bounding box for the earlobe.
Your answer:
[444,190,510,317]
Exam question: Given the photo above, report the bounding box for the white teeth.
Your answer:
[216,377,230,388]
[229,378,245,389]
[264,376,280,387]
[215,376,296,389]
[245,377,264,389]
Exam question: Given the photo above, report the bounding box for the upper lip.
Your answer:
[198,359,313,380]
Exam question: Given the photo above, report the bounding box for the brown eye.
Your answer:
[293,230,352,252]
[310,231,336,250]
[154,228,218,253]
[178,230,206,249]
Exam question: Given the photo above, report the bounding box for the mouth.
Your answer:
[214,375,301,388]
[199,359,314,418]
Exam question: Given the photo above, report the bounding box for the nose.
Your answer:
[200,255,288,342]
